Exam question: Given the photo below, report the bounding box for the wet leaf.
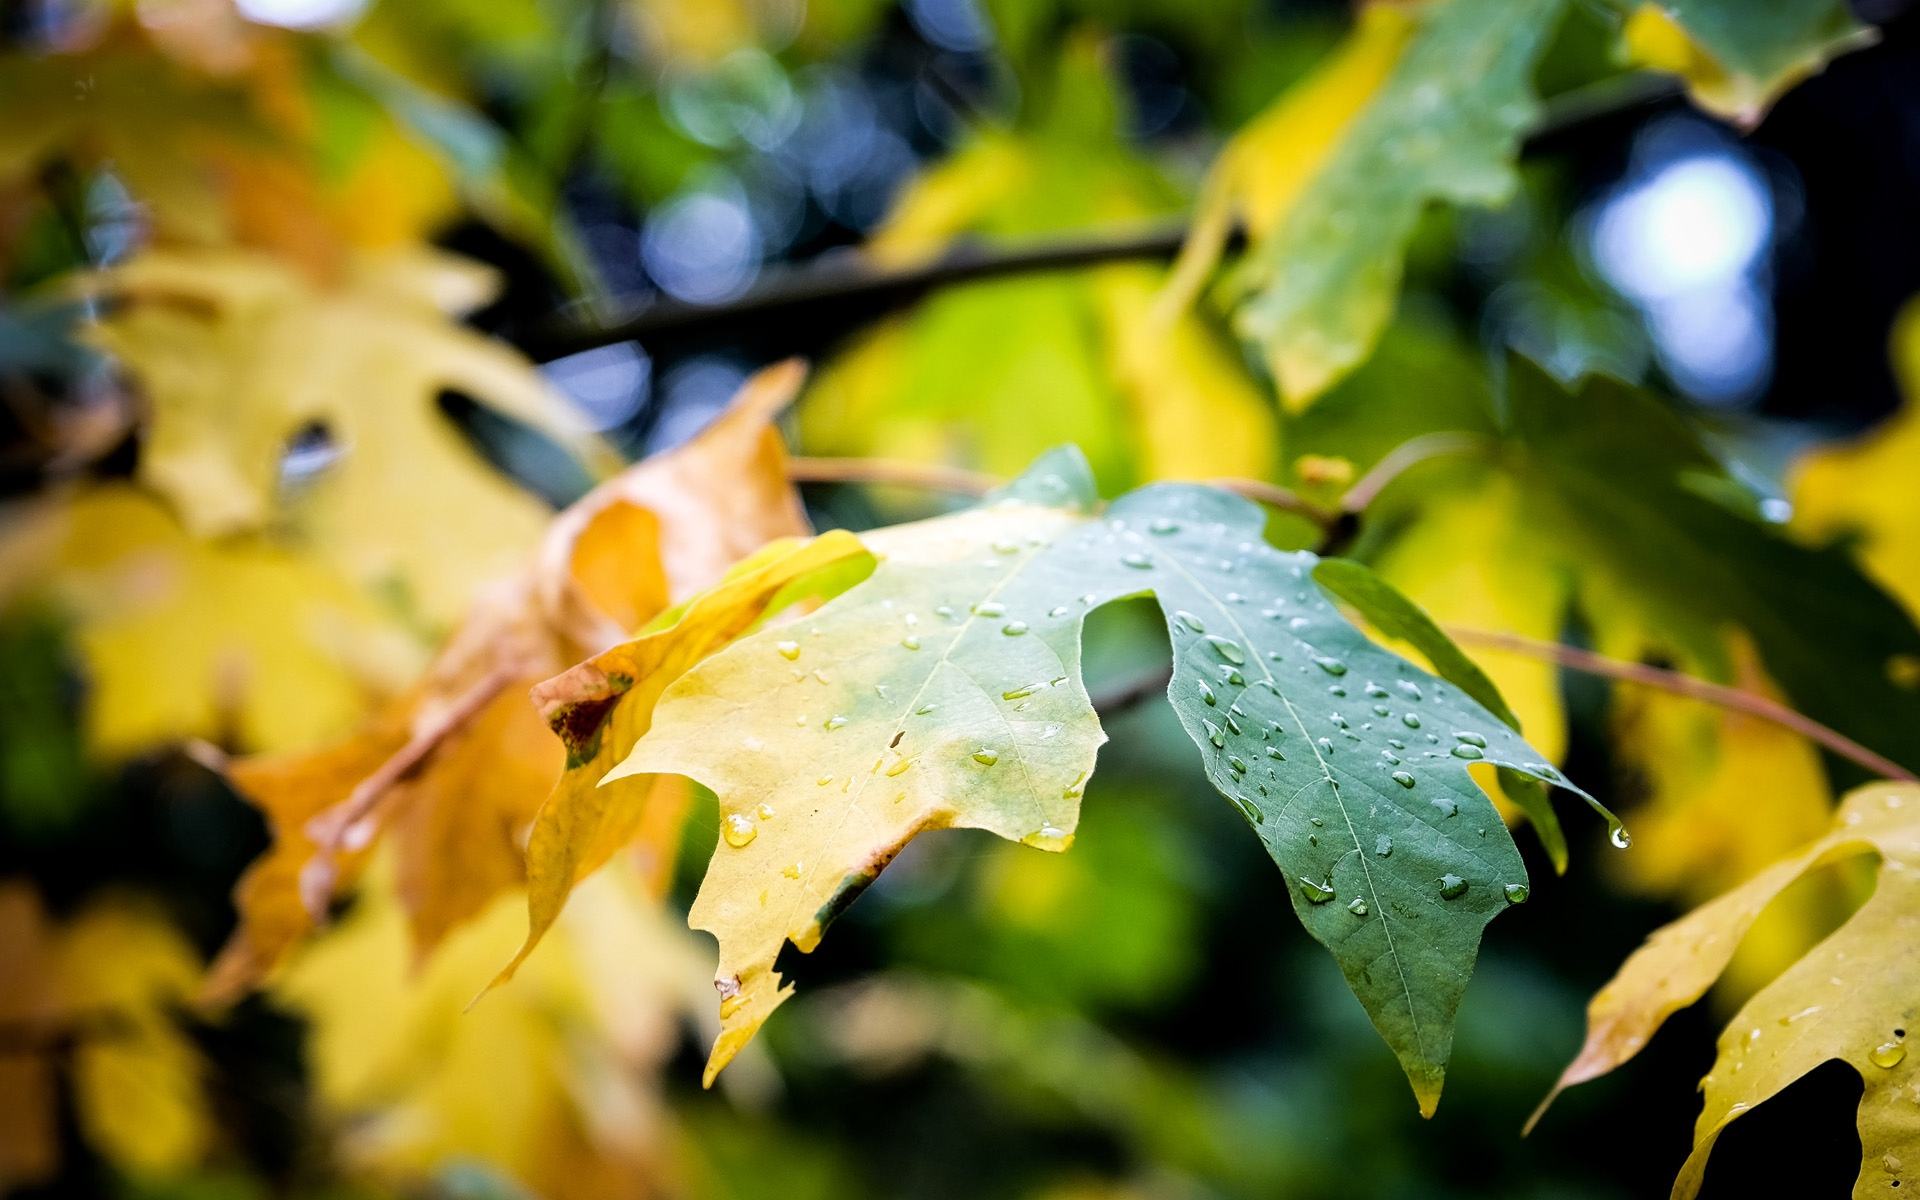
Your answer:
[549,448,1591,1108]
[1536,782,1920,1199]
[209,364,811,993]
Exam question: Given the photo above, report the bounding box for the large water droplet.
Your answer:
[886,757,912,778]
[971,748,1000,766]
[1503,882,1530,904]
[1450,744,1484,760]
[776,640,801,661]
[1438,874,1469,900]
[1121,552,1154,569]
[1149,517,1180,535]
[1454,731,1488,748]
[973,601,1006,618]
[1313,656,1348,676]
[1299,877,1337,904]
[1402,713,1422,729]
[1198,682,1218,706]
[1003,683,1039,700]
[722,814,758,848]
[1227,755,1249,774]
[901,635,922,651]
[1206,636,1246,665]
[1204,719,1226,748]
[1348,897,1369,917]
[1609,822,1633,849]
[1024,824,1073,851]
[1266,745,1285,760]
[1174,610,1206,634]
[1375,834,1393,857]
[1431,797,1458,818]
[782,862,803,879]
[1002,620,1029,637]
[825,715,849,730]
[1870,1041,1908,1069]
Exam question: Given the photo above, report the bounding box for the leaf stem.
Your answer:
[1448,627,1919,783]
[1337,432,1489,516]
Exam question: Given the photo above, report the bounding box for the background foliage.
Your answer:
[3,0,1919,1197]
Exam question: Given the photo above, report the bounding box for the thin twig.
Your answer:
[513,72,1681,361]
[787,456,1338,533]
[297,664,519,920]
[519,222,1198,361]
[1209,476,1337,529]
[1450,627,1919,783]
[1090,665,1172,716]
[787,455,998,497]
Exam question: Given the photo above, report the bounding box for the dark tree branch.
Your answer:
[511,73,1682,362]
[515,222,1203,361]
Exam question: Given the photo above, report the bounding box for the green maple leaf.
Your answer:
[515,447,1605,1111]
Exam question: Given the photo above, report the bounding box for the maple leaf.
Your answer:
[6,482,424,754]
[1534,781,1920,1198]
[1162,0,1563,407]
[207,363,811,995]
[0,884,213,1190]
[1618,0,1871,125]
[83,246,614,628]
[514,448,1598,1111]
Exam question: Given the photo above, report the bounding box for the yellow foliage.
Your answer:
[0,885,213,1189]
[84,246,609,628]
[210,365,812,993]
[13,483,422,755]
[279,860,709,1200]
[1541,783,1920,1198]
[1793,302,1920,624]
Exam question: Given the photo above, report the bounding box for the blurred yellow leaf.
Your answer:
[85,246,610,628]
[278,859,708,1200]
[1620,1,1871,126]
[0,884,213,1189]
[11,483,423,754]
[209,364,812,995]
[1793,301,1920,624]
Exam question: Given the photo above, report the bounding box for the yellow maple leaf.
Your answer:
[83,246,612,628]
[1537,782,1919,1198]
[208,364,812,994]
[8,482,423,754]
